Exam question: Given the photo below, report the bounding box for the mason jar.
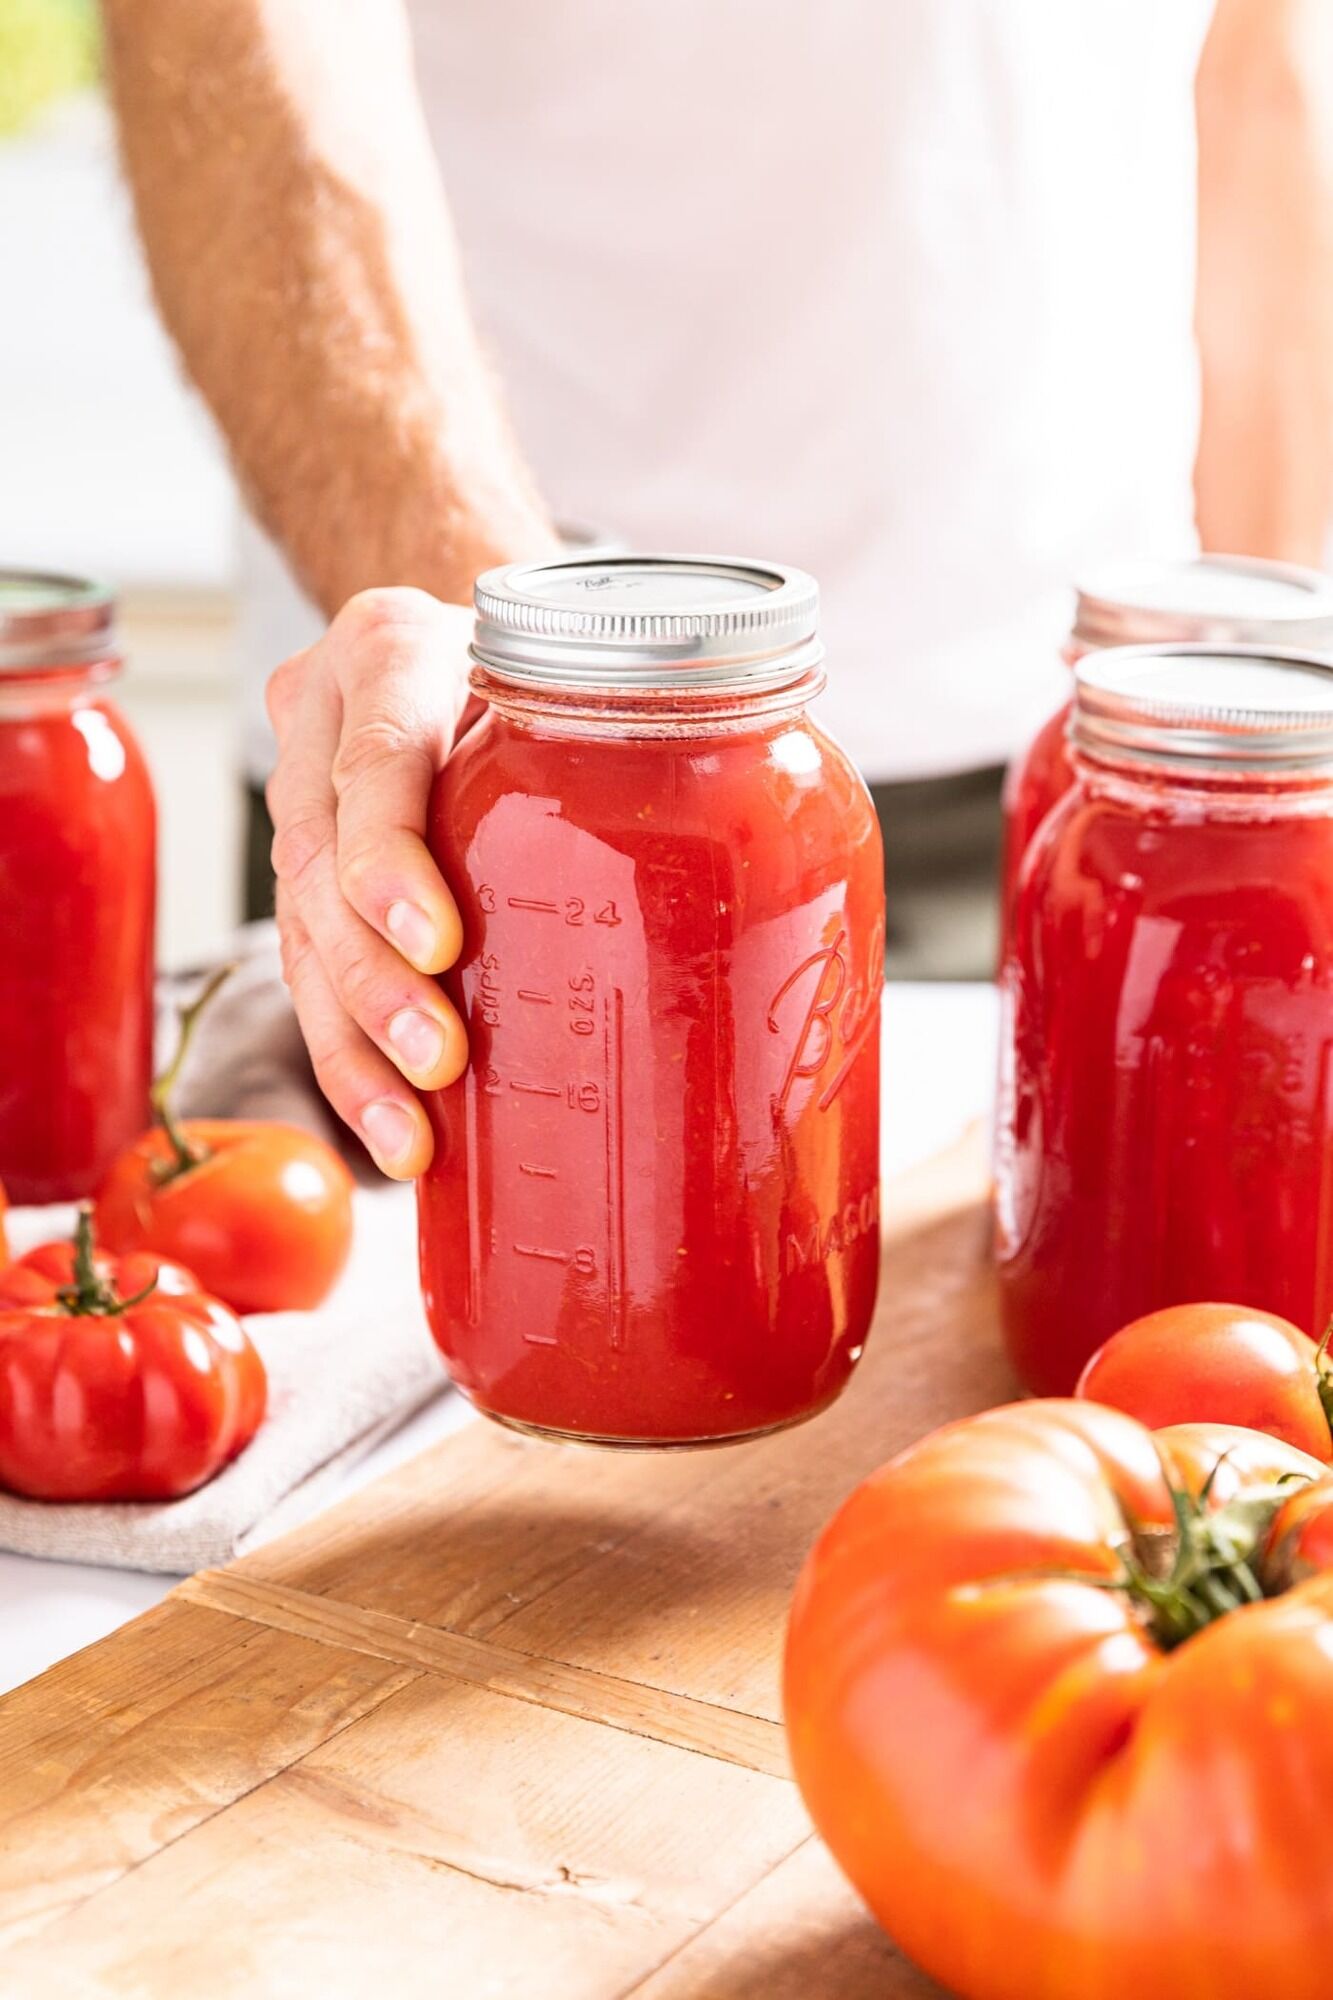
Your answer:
[0,572,156,1201]
[419,555,884,1446]
[999,556,1333,954]
[997,642,1333,1392]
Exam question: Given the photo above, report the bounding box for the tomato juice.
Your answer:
[418,557,884,1446]
[998,644,1333,1392]
[0,576,156,1202]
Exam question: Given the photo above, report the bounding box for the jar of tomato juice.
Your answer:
[999,556,1333,954]
[0,572,156,1201]
[997,642,1333,1393]
[419,556,884,1446]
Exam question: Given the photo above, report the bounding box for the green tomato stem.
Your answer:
[150,963,237,1183]
[56,1206,159,1317]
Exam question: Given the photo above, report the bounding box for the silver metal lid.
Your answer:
[1073,643,1333,771]
[1072,554,1333,654]
[471,554,822,691]
[0,569,117,674]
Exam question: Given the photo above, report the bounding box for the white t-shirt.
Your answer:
[240,0,1212,784]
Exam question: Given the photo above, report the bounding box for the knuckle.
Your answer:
[277,921,316,991]
[270,811,330,893]
[263,760,287,824]
[264,652,307,729]
[331,723,433,798]
[336,587,429,654]
[308,1040,374,1118]
[324,930,390,1022]
[336,841,385,911]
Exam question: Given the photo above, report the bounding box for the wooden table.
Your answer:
[0,1136,1011,1998]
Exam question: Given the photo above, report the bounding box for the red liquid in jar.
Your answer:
[998,695,1074,940]
[1000,556,1333,963]
[0,671,156,1201]
[419,701,884,1445]
[997,760,1333,1394]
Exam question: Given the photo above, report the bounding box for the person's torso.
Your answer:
[241,0,1213,781]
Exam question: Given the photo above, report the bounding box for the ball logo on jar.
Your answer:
[767,918,884,1115]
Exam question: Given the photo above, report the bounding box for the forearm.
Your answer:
[100,0,555,613]
[1195,0,1333,564]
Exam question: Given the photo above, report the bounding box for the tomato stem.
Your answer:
[1116,1469,1305,1649]
[151,964,236,1183]
[1034,1463,1309,1650]
[56,1207,159,1317]
[1315,1318,1333,1445]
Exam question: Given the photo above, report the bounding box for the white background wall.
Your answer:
[1,97,244,966]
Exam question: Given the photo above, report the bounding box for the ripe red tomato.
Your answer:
[95,1118,354,1315]
[785,1401,1333,2000]
[1076,1302,1333,1459]
[0,1212,266,1501]
[0,1179,8,1264]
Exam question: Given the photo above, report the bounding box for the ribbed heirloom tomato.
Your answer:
[784,1400,1333,2000]
[1077,1302,1333,1460]
[0,1211,266,1500]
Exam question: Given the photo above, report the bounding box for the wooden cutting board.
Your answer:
[0,1133,1013,1999]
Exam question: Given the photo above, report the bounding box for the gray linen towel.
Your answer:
[0,924,450,1572]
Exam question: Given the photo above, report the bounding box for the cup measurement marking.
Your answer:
[476,885,627,1354]
[604,982,627,1352]
[465,1074,482,1326]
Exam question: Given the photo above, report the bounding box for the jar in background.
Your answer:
[0,573,156,1201]
[999,556,1333,952]
[419,555,884,1447]
[997,643,1333,1393]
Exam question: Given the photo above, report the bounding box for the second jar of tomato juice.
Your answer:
[0,572,156,1202]
[999,556,1333,951]
[419,555,884,1446]
[997,642,1333,1393]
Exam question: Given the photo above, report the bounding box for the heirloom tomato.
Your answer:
[0,1210,266,1500]
[785,1400,1333,2000]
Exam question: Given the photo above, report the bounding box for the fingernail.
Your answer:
[361,1098,417,1168]
[387,1008,446,1077]
[386,899,436,966]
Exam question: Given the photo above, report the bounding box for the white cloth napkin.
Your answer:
[0,924,451,1573]
[0,1186,446,1574]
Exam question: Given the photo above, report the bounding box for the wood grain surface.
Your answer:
[0,1133,1011,1998]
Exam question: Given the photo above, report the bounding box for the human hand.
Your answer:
[266,588,472,1178]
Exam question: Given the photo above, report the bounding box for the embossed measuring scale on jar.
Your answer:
[418,555,885,1446]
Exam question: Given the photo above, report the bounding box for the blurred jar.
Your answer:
[0,573,156,1201]
[999,556,1333,955]
[997,643,1333,1393]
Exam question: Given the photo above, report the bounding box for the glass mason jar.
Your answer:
[0,572,156,1202]
[419,555,884,1447]
[997,642,1333,1393]
[999,556,1333,954]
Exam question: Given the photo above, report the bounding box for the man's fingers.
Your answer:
[282,812,467,1092]
[278,890,435,1179]
[267,588,478,1143]
[328,589,470,975]
[266,649,341,904]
